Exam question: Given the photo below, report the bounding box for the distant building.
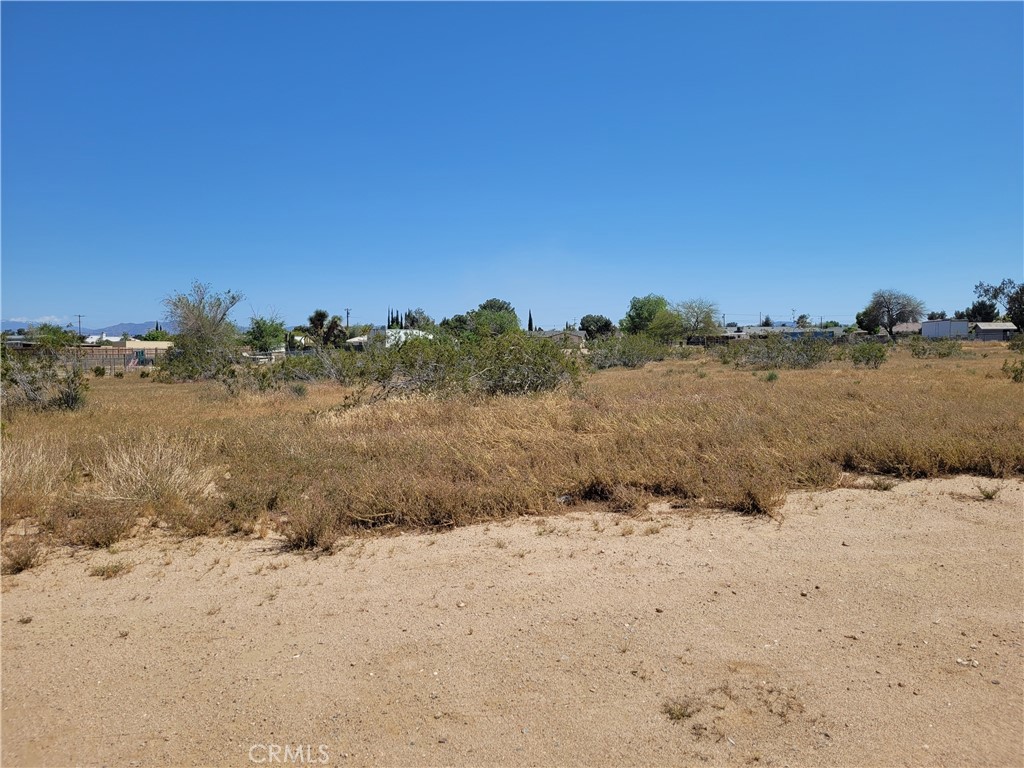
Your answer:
[891,322,922,336]
[346,328,433,349]
[532,329,587,347]
[922,319,970,340]
[970,322,1018,342]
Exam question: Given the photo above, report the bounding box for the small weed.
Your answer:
[1,535,45,574]
[868,476,897,491]
[18,616,33,624]
[976,483,1002,501]
[663,697,702,721]
[764,371,779,383]
[621,523,635,536]
[89,560,133,579]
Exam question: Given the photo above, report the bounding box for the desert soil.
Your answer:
[2,476,1022,767]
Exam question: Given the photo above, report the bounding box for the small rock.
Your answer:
[992,680,1001,685]
[456,601,466,608]
[438,737,447,744]
[841,541,849,547]
[655,608,664,613]
[800,591,808,597]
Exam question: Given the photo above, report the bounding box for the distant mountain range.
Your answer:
[1,320,174,337]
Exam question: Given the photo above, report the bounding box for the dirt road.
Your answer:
[2,476,1021,767]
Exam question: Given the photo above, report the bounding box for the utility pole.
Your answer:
[344,308,351,331]
[74,314,85,338]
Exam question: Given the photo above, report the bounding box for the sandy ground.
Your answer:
[2,476,1022,768]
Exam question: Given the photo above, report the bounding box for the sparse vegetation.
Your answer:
[0,344,1020,549]
[88,560,133,579]
[976,483,1002,500]
[663,697,702,721]
[909,337,962,358]
[1,535,45,574]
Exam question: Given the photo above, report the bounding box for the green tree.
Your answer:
[245,315,287,353]
[471,308,520,337]
[579,314,614,340]
[926,310,947,321]
[761,315,774,328]
[440,300,520,339]
[620,294,668,335]
[858,289,925,337]
[478,298,516,315]
[141,328,173,341]
[646,308,686,343]
[298,309,346,347]
[964,300,998,323]
[28,323,81,352]
[974,278,1019,313]
[403,308,434,330]
[795,313,812,328]
[674,298,721,337]
[160,281,243,379]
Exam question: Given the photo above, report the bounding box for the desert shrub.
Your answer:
[1008,335,1024,353]
[1,534,45,574]
[113,371,124,379]
[472,334,582,396]
[714,335,832,370]
[92,366,106,377]
[849,341,889,368]
[1002,357,1024,383]
[909,336,962,358]
[139,370,150,379]
[218,362,282,396]
[1,352,89,412]
[50,498,136,548]
[281,494,338,551]
[277,353,331,380]
[319,334,581,401]
[588,335,673,370]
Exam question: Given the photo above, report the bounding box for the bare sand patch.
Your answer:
[2,476,1021,767]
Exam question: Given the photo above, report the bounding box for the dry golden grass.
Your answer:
[1,344,1021,553]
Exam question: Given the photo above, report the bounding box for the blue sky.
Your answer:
[2,2,1021,331]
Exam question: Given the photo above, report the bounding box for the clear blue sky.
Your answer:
[2,2,1021,330]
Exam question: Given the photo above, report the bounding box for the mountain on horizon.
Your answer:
[1,320,172,337]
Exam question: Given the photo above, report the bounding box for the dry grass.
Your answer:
[1,344,1021,548]
[1,434,71,532]
[1,534,45,574]
[88,559,133,579]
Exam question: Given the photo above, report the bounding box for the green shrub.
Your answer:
[1,350,89,411]
[1002,357,1024,383]
[92,366,106,377]
[588,335,673,370]
[113,371,125,379]
[850,341,889,368]
[909,336,962,358]
[714,335,832,370]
